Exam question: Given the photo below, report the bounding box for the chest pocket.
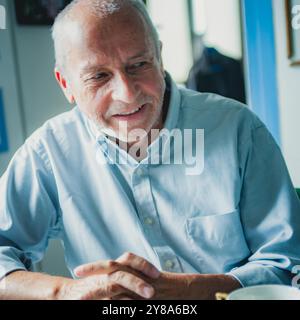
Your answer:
[185,210,250,274]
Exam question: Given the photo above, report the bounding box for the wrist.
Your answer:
[151,272,199,300]
[190,274,242,300]
[51,277,75,300]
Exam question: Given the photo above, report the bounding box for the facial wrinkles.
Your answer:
[89,78,166,142]
[64,7,166,141]
[90,78,165,135]
[93,81,154,119]
[79,51,160,115]
[77,55,166,131]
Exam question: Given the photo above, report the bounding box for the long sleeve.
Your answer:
[0,139,60,280]
[228,122,300,287]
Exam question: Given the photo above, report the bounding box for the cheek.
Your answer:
[67,74,110,124]
[141,76,165,103]
[78,86,111,119]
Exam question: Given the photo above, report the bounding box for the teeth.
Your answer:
[119,106,142,116]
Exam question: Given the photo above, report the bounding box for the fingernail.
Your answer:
[73,268,82,276]
[142,286,154,299]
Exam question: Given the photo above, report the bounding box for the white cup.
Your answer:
[226,285,300,300]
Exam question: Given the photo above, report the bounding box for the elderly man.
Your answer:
[0,0,300,300]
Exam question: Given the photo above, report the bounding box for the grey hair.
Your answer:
[52,0,160,71]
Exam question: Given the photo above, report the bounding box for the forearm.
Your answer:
[152,272,241,300]
[0,270,73,300]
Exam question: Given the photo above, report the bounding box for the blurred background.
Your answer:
[0,0,299,277]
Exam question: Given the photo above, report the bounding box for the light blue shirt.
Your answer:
[1,76,300,288]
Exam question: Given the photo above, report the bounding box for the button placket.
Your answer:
[144,217,154,226]
[155,246,183,273]
[131,166,165,247]
[164,260,175,269]
[131,167,183,273]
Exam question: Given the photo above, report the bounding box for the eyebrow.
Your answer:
[127,50,149,60]
[80,51,151,77]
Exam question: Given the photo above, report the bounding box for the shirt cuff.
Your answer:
[0,263,27,281]
[226,263,292,288]
[0,248,28,281]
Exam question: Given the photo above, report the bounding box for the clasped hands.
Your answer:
[57,252,195,300]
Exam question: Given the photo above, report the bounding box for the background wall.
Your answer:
[147,0,194,83]
[147,0,242,83]
[273,0,300,187]
[13,26,67,136]
[199,0,242,59]
[0,0,70,277]
[0,0,25,174]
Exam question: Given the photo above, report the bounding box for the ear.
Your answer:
[159,40,163,53]
[158,41,166,76]
[54,67,75,104]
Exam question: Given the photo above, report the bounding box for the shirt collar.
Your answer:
[163,72,181,132]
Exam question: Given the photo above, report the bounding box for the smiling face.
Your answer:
[56,5,166,144]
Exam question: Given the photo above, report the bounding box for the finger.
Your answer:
[109,270,155,299]
[116,252,160,279]
[74,260,121,277]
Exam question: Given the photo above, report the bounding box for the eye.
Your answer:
[128,61,148,72]
[93,72,109,80]
[86,72,109,82]
[133,61,147,68]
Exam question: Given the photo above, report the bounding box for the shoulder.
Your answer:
[179,87,247,117]
[20,107,87,164]
[177,87,264,140]
[26,107,84,148]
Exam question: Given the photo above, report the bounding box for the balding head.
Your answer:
[52,0,166,145]
[52,0,160,72]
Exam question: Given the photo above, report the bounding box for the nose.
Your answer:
[111,72,139,104]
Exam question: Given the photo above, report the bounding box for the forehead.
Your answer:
[70,8,155,66]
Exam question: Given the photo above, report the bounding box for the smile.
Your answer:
[112,104,147,121]
[116,105,144,116]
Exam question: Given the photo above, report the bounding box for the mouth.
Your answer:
[112,104,147,121]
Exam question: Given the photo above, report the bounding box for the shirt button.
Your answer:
[144,217,154,225]
[164,260,175,269]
